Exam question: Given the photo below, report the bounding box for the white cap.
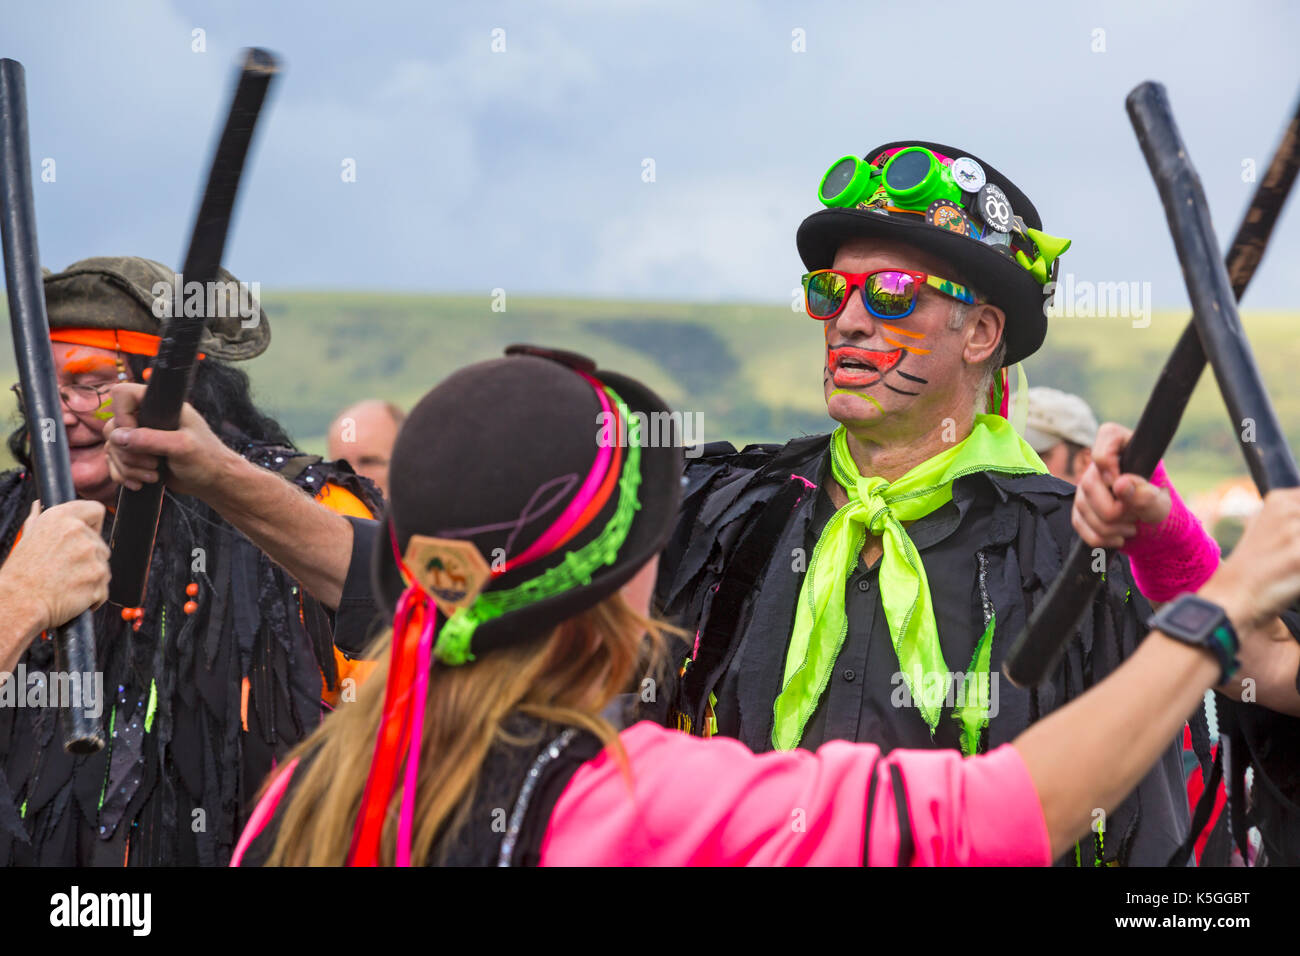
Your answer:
[1023,387,1099,453]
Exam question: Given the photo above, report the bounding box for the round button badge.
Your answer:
[950,156,986,193]
[926,199,971,235]
[977,183,1013,233]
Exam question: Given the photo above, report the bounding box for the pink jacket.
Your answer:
[233,721,1050,866]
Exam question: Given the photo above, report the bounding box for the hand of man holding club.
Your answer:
[0,499,109,678]
[104,382,356,610]
[1073,424,1300,717]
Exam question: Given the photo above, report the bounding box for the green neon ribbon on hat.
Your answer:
[434,385,643,666]
[772,414,1045,751]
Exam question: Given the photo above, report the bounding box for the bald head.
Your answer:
[328,399,405,497]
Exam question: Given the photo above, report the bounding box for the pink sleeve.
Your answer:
[539,723,1050,866]
[1121,461,1220,602]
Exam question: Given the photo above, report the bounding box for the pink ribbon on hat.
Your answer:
[873,146,955,166]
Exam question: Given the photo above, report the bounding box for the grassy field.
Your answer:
[1,291,1296,499]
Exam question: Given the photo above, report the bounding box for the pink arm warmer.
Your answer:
[1120,461,1221,602]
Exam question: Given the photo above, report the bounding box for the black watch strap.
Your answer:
[1149,594,1241,685]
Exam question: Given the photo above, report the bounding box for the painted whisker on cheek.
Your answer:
[882,336,931,355]
[880,323,927,340]
[897,370,928,384]
[884,384,920,396]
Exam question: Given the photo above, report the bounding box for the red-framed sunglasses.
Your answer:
[802,268,983,321]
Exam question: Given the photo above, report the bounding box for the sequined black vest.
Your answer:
[433,714,603,866]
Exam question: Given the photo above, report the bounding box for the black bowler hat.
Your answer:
[797,140,1067,365]
[371,344,684,664]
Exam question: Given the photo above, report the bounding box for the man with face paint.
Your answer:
[650,142,1230,868]
[0,257,382,866]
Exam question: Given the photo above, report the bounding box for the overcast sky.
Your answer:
[4,0,1299,309]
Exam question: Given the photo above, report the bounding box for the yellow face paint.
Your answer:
[829,389,883,411]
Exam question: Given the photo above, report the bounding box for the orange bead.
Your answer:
[185,582,199,597]
[120,607,134,621]
[132,607,144,620]
[142,367,153,383]
[132,619,142,631]
[183,600,198,615]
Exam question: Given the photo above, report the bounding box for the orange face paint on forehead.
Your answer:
[59,354,118,377]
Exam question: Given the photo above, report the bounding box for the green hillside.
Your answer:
[1,291,1296,497]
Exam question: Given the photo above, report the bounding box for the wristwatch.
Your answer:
[1148,594,1241,684]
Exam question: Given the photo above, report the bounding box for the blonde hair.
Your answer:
[263,592,673,866]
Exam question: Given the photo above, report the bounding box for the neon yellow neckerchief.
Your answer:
[772,413,1046,752]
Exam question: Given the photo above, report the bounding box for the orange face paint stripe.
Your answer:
[883,336,931,355]
[881,324,927,339]
[60,356,118,375]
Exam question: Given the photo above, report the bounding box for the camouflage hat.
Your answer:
[43,256,270,361]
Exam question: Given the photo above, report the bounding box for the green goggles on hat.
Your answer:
[820,147,967,212]
[817,147,1072,286]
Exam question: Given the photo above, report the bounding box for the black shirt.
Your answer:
[798,489,990,752]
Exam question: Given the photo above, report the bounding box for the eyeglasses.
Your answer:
[9,381,115,415]
[801,268,983,321]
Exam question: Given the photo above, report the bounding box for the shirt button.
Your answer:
[843,669,856,682]
[857,580,870,592]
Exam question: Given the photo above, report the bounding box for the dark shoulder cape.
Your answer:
[0,438,382,866]
[654,433,1194,867]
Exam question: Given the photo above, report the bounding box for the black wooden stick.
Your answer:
[107,48,279,607]
[0,59,104,753]
[1129,83,1299,491]
[1005,84,1300,688]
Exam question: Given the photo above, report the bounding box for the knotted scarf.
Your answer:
[772,413,1045,751]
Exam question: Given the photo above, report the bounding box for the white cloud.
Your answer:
[587,177,805,301]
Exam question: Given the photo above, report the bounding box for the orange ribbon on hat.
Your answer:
[49,327,206,360]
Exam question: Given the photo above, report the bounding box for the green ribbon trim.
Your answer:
[434,385,643,666]
[957,612,995,758]
[772,414,1045,750]
[97,704,117,811]
[146,606,165,734]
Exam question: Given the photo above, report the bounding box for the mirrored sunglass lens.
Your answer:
[806,272,846,317]
[865,272,917,316]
